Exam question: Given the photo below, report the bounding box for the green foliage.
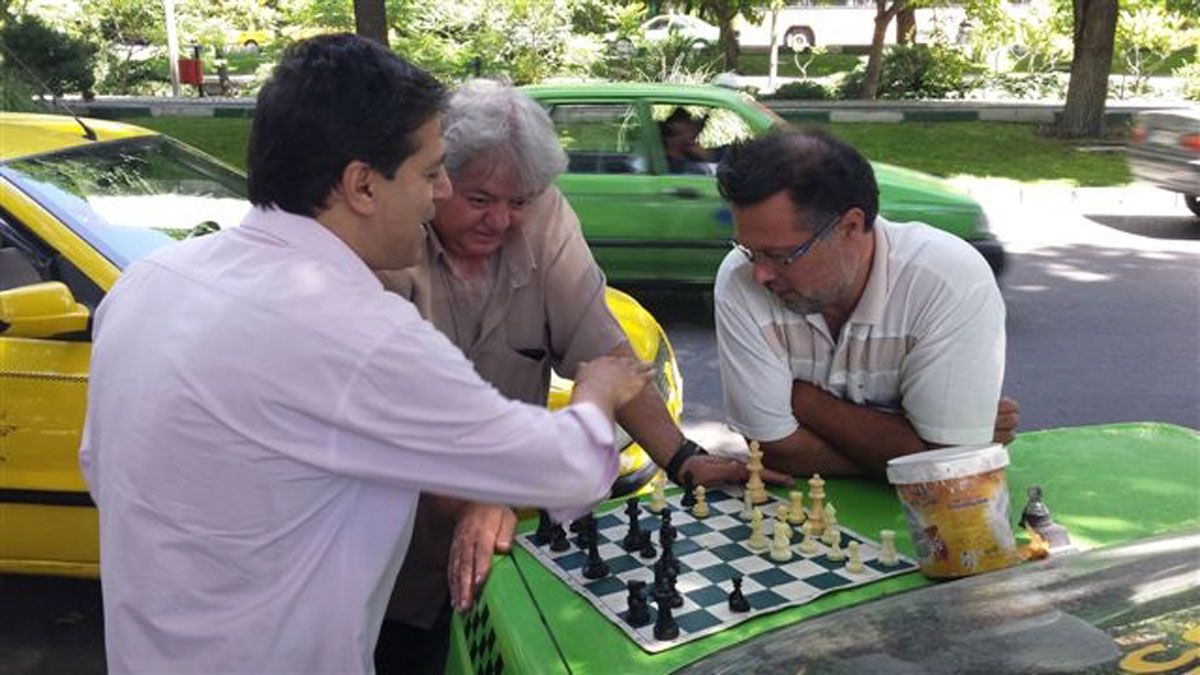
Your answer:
[0,68,49,111]
[0,14,96,97]
[594,31,721,83]
[838,43,975,100]
[1113,0,1199,98]
[1177,60,1200,101]
[767,79,831,100]
[981,71,1065,99]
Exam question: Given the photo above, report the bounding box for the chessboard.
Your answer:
[516,486,917,653]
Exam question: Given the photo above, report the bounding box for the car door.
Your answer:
[0,183,102,576]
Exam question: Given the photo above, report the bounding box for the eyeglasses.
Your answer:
[731,212,842,267]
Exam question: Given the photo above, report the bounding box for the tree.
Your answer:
[694,0,770,71]
[861,0,906,99]
[1055,0,1117,137]
[353,0,386,44]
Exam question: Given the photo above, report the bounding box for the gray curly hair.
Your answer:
[442,79,568,196]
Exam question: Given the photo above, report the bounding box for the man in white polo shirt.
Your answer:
[714,130,1017,476]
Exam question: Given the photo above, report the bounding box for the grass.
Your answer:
[126,115,1132,187]
[736,51,862,77]
[816,121,1132,186]
[126,116,252,169]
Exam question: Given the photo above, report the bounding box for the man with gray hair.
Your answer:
[376,79,787,672]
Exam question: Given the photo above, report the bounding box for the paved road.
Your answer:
[2,183,1197,674]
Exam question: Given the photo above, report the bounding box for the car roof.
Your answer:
[521,82,750,106]
[0,112,156,162]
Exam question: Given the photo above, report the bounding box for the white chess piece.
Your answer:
[879,529,899,566]
[747,508,768,552]
[775,503,790,524]
[648,474,667,513]
[787,490,806,525]
[692,485,709,519]
[770,518,793,562]
[739,491,755,521]
[828,536,845,561]
[808,474,826,536]
[846,541,865,573]
[746,442,768,504]
[798,520,818,555]
[821,502,840,545]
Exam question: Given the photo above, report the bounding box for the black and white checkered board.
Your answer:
[517,487,916,653]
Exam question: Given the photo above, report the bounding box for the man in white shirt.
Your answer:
[79,34,650,674]
[714,130,1019,476]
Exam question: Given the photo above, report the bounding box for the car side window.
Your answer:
[549,104,648,176]
[0,213,104,308]
[651,103,754,175]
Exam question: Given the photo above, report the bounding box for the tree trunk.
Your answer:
[1056,0,1118,137]
[862,0,901,99]
[719,10,739,71]
[896,7,916,45]
[353,0,388,46]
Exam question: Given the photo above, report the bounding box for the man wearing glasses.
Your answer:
[713,130,1017,476]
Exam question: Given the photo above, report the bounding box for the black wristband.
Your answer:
[665,439,707,486]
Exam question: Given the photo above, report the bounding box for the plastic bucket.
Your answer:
[886,444,1018,579]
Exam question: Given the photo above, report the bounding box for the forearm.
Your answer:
[612,343,684,469]
[758,428,864,477]
[791,381,927,475]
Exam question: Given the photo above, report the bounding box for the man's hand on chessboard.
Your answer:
[683,453,792,488]
[449,502,517,613]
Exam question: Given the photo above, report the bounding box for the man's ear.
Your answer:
[843,207,867,235]
[331,160,377,217]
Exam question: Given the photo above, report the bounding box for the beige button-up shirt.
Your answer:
[379,187,628,626]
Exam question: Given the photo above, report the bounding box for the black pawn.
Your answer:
[626,580,650,626]
[653,587,679,640]
[532,510,555,546]
[680,475,696,508]
[622,497,644,551]
[728,574,750,613]
[582,526,609,579]
[1019,485,1053,530]
[549,524,569,552]
[638,532,657,559]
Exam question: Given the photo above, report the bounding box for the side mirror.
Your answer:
[0,282,90,338]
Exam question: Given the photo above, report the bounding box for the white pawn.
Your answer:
[821,502,840,545]
[648,473,667,513]
[799,520,819,555]
[747,508,768,552]
[828,536,845,561]
[739,491,755,521]
[692,485,709,519]
[846,541,865,573]
[770,518,793,562]
[787,490,807,525]
[879,529,899,567]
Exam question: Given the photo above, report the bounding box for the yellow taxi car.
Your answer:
[0,112,682,578]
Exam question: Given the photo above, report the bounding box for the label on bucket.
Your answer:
[895,467,1018,578]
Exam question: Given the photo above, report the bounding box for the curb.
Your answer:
[66,97,1191,126]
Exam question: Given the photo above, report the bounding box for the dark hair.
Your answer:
[247,33,447,216]
[716,129,879,232]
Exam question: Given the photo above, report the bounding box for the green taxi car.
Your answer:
[0,112,679,578]
[522,83,1006,286]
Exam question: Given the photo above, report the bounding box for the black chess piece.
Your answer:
[664,566,683,608]
[574,513,595,549]
[728,574,750,613]
[622,497,644,552]
[582,523,609,579]
[570,515,586,533]
[1019,485,1053,530]
[626,580,650,627]
[532,510,555,546]
[680,475,696,508]
[549,523,569,552]
[652,587,679,640]
[638,532,657,559]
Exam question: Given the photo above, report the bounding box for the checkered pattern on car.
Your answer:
[461,601,505,675]
[518,487,916,653]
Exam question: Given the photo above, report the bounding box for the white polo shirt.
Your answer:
[715,217,1005,446]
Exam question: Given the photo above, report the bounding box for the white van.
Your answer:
[735,1,968,50]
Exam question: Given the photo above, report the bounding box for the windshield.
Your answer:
[677,530,1200,674]
[1,135,249,270]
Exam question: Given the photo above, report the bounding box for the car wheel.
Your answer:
[691,39,711,51]
[785,27,815,52]
[613,37,635,57]
[243,39,260,55]
[1185,194,1200,217]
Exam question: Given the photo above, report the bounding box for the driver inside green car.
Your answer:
[374,80,791,674]
[660,107,717,174]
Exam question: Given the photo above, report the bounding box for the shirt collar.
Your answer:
[240,206,383,290]
[846,219,891,327]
